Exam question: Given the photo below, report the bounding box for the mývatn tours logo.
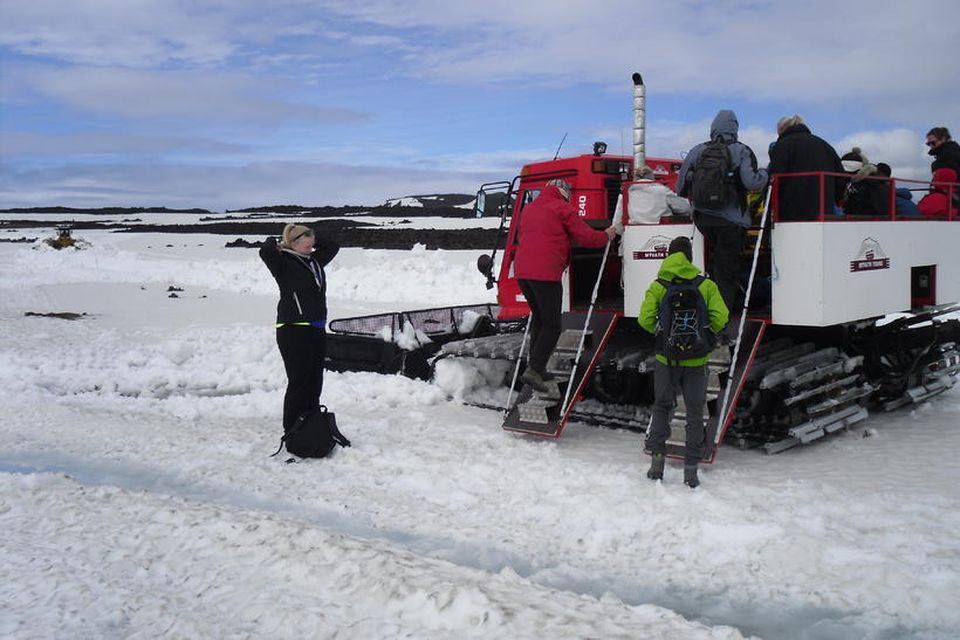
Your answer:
[632,235,673,260]
[850,237,890,272]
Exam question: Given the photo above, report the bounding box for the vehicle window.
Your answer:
[520,189,540,210]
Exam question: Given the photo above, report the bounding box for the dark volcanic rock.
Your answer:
[227,203,472,218]
[228,227,501,251]
[0,206,211,215]
[112,218,376,235]
[24,311,88,320]
[1,210,505,251]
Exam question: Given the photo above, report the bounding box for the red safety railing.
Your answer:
[770,171,958,222]
[620,172,958,225]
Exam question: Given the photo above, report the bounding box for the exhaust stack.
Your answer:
[632,72,645,173]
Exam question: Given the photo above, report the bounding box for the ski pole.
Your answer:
[504,316,532,418]
[561,237,613,416]
[715,187,773,444]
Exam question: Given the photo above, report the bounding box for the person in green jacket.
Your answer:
[638,236,728,488]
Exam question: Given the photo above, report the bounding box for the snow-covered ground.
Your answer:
[1,217,959,639]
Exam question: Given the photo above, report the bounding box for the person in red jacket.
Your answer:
[513,179,616,395]
[917,167,958,219]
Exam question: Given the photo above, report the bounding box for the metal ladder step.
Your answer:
[545,329,593,376]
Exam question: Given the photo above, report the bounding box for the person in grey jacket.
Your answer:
[675,110,768,315]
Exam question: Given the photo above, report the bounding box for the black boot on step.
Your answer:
[646,453,665,480]
[684,464,700,489]
[520,368,549,393]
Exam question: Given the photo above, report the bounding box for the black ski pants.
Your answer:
[518,279,563,377]
[646,360,707,465]
[694,211,744,314]
[277,325,326,432]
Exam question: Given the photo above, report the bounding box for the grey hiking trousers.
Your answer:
[646,360,707,464]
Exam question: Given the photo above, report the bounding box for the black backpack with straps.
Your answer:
[271,405,351,460]
[690,139,738,210]
[656,275,715,361]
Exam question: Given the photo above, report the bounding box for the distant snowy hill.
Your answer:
[384,193,476,209]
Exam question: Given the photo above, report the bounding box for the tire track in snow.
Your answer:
[1,452,926,640]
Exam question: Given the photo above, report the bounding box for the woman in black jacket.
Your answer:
[259,223,339,432]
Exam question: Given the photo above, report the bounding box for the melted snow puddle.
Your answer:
[1,453,933,640]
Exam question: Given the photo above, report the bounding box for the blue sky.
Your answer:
[1,0,958,210]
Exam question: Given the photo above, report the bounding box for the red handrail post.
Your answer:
[818,172,825,220]
[888,178,896,219]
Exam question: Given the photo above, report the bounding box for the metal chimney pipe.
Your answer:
[632,72,645,173]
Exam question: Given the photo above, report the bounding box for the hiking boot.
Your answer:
[536,379,561,401]
[646,453,665,480]
[684,464,700,489]
[520,368,550,393]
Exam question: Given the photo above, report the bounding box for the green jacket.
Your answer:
[637,252,729,366]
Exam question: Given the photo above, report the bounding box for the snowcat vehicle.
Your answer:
[325,72,960,461]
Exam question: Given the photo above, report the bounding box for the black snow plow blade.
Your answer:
[325,303,503,379]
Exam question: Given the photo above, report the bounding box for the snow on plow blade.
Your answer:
[325,303,501,379]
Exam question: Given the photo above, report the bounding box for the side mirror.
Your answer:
[473,191,486,219]
[476,254,495,290]
[477,254,493,276]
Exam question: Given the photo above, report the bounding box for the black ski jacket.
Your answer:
[930,139,960,176]
[841,174,888,216]
[259,236,339,325]
[768,124,845,220]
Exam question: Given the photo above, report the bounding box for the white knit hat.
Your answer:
[546,178,572,200]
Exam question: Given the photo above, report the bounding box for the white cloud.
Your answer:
[0,0,237,67]
[835,128,933,182]
[322,0,960,122]
[0,126,937,211]
[24,67,366,124]
[0,161,500,210]
[0,132,247,156]
[0,0,953,209]
[4,1,956,122]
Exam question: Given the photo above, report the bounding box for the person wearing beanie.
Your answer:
[637,235,729,488]
[918,167,959,218]
[839,147,889,216]
[876,163,920,216]
[768,114,845,221]
[513,178,617,398]
[926,127,960,177]
[259,223,340,436]
[675,110,768,314]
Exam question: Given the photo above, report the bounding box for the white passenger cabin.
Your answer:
[621,174,960,326]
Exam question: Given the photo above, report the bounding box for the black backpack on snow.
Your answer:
[690,139,737,210]
[271,405,351,460]
[656,275,716,361]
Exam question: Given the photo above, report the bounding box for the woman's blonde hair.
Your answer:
[281,223,313,248]
[776,114,804,135]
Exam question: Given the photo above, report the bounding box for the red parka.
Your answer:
[513,186,610,281]
[917,168,958,218]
